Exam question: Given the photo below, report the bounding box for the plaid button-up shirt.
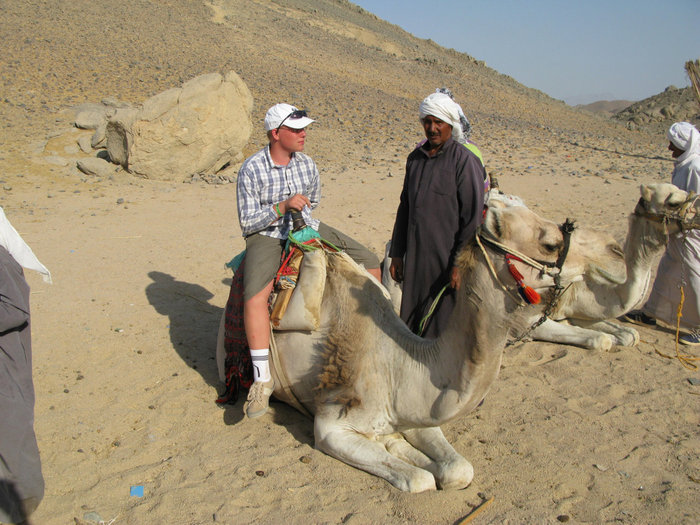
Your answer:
[236,145,321,239]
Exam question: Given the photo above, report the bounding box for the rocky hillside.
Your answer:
[613,85,700,134]
[575,100,634,116]
[0,0,682,181]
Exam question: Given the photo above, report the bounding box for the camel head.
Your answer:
[637,183,700,234]
[488,192,627,284]
[641,182,689,211]
[481,205,589,293]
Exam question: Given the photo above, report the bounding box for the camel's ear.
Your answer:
[640,184,652,202]
[483,208,503,239]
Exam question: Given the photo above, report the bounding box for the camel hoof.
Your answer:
[630,330,640,346]
[615,328,640,347]
[590,334,613,351]
[403,469,437,493]
[436,458,474,490]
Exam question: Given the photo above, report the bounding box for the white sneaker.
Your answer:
[244,379,275,418]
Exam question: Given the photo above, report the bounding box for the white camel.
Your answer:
[525,183,698,350]
[259,204,621,492]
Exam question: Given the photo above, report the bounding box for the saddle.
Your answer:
[215,242,329,405]
[271,244,327,330]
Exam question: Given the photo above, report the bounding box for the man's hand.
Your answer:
[450,266,461,290]
[281,194,311,214]
[390,257,404,283]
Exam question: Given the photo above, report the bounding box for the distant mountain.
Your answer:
[612,86,700,133]
[575,100,635,116]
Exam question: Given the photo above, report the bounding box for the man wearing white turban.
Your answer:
[0,208,49,523]
[419,90,468,143]
[417,88,486,168]
[624,122,700,344]
[389,89,486,338]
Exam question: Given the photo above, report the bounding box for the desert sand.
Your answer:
[1,1,699,524]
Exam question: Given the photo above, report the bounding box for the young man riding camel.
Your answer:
[236,103,381,418]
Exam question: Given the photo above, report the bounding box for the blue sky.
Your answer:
[352,0,700,105]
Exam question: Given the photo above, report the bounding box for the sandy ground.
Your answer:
[0,1,698,523]
[0,120,696,525]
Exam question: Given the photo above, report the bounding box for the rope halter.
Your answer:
[477,218,577,344]
[633,191,700,233]
[478,219,576,294]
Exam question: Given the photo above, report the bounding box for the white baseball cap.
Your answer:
[264,103,315,131]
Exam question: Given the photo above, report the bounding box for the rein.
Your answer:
[476,219,577,345]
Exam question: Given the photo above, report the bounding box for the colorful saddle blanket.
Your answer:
[215,256,253,405]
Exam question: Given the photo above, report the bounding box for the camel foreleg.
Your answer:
[530,318,614,351]
[378,429,473,490]
[567,319,640,347]
[401,427,474,490]
[314,417,437,492]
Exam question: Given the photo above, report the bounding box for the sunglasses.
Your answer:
[276,109,308,132]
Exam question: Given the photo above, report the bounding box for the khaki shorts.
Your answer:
[243,222,379,301]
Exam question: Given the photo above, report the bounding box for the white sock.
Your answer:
[250,348,271,382]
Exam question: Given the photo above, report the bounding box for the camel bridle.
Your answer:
[476,218,577,345]
[633,192,700,233]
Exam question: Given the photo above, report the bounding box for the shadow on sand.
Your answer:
[145,270,314,439]
[145,270,223,388]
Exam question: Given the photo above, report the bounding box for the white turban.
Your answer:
[667,121,700,166]
[0,207,51,283]
[419,91,470,144]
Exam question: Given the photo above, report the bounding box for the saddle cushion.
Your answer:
[274,249,327,331]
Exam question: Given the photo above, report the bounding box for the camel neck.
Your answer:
[618,213,667,308]
[624,213,667,264]
[423,268,508,420]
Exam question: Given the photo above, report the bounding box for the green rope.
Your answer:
[418,284,450,336]
[287,227,342,253]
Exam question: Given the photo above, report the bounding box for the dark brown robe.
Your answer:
[390,138,485,339]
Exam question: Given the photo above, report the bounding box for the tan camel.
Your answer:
[262,204,621,492]
[527,183,697,350]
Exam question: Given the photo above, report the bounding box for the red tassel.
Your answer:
[508,262,524,281]
[522,285,541,304]
[506,255,541,305]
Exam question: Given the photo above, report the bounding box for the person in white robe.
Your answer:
[625,122,700,345]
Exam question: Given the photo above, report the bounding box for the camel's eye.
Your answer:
[610,244,624,257]
[542,243,560,254]
[665,197,684,208]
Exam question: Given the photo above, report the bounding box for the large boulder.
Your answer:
[106,71,253,181]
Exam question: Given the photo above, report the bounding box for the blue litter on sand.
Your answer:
[130,485,144,497]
